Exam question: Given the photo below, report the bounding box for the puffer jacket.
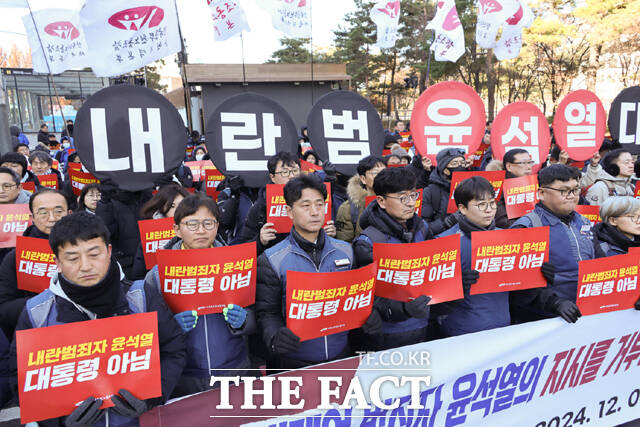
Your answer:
[586,168,634,206]
[420,168,452,235]
[335,175,369,243]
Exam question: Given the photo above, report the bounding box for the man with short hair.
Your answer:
[29,151,64,190]
[335,155,386,242]
[1,153,40,187]
[0,189,71,337]
[145,195,255,396]
[353,167,433,349]
[36,123,49,146]
[495,149,534,228]
[0,167,30,205]
[10,212,186,425]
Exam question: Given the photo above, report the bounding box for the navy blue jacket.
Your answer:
[420,169,452,235]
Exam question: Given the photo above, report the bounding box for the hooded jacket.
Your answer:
[586,168,635,206]
[420,168,453,235]
[335,175,369,242]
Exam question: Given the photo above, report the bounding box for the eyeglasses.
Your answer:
[385,191,420,205]
[542,186,580,198]
[620,215,640,223]
[511,161,535,166]
[472,200,498,212]
[181,219,219,231]
[273,168,300,178]
[0,183,17,192]
[34,207,66,218]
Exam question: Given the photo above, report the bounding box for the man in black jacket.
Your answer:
[10,212,186,426]
[0,189,71,339]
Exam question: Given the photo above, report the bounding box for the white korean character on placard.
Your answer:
[475,258,489,273]
[565,102,596,147]
[578,283,592,298]
[306,302,324,319]
[288,302,306,319]
[164,278,179,294]
[32,262,47,277]
[506,195,515,205]
[602,280,614,295]
[516,193,525,204]
[323,109,371,164]
[197,277,214,294]
[18,260,33,275]
[618,102,640,145]
[353,290,372,309]
[409,270,426,286]
[76,358,100,382]
[221,112,280,171]
[392,271,410,285]
[377,268,393,283]
[502,116,540,163]
[23,367,51,391]
[590,282,603,296]
[129,349,152,372]
[145,240,158,254]
[16,221,28,233]
[323,300,340,316]
[50,362,75,387]
[180,278,197,295]
[525,192,535,203]
[46,264,57,278]
[501,256,516,271]
[424,99,472,153]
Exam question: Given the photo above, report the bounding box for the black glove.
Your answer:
[551,299,582,323]
[361,309,383,335]
[541,262,555,284]
[443,213,458,229]
[111,389,148,418]
[323,161,337,181]
[461,270,480,290]
[228,175,245,196]
[270,327,301,354]
[65,397,104,427]
[403,295,431,319]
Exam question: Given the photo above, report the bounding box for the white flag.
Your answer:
[79,0,181,77]
[426,0,465,63]
[257,0,311,38]
[494,0,534,60]
[0,0,26,8]
[22,9,91,74]
[370,1,401,49]
[475,0,519,49]
[207,0,250,41]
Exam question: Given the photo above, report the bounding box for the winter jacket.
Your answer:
[0,224,47,338]
[335,175,369,243]
[256,230,352,365]
[408,155,432,189]
[420,168,453,235]
[511,204,595,318]
[495,171,519,229]
[218,186,258,244]
[232,187,288,254]
[145,239,255,379]
[592,222,640,257]
[13,189,31,204]
[21,170,40,188]
[10,269,186,427]
[586,168,635,206]
[353,202,433,335]
[36,130,49,145]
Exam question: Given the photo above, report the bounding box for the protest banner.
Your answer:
[635,181,640,199]
[609,86,640,155]
[15,236,56,293]
[207,0,250,41]
[21,181,35,193]
[503,174,539,219]
[156,242,256,315]
[266,183,332,233]
[365,189,423,216]
[370,0,401,48]
[447,170,505,213]
[138,217,176,270]
[306,91,385,176]
[205,93,298,188]
[575,205,602,226]
[140,308,640,427]
[410,81,485,165]
[300,159,322,173]
[470,142,489,168]
[205,168,226,199]
[553,90,606,161]
[373,234,463,303]
[471,227,550,295]
[0,204,31,248]
[17,312,161,423]
[577,254,640,315]
[37,173,59,189]
[67,162,82,171]
[68,168,99,196]
[426,0,465,62]
[286,264,376,341]
[256,0,311,38]
[185,160,215,182]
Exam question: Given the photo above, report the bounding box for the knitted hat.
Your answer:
[0,152,28,177]
[436,148,466,174]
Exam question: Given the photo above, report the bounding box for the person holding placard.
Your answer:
[144,195,256,396]
[11,212,186,425]
[593,196,640,257]
[353,167,434,349]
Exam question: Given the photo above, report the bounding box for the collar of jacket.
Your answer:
[285,229,335,267]
[457,213,496,236]
[362,202,422,243]
[428,168,451,188]
[535,202,575,226]
[23,223,49,239]
[290,227,325,253]
[346,175,369,210]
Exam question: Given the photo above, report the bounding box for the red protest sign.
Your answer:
[491,102,551,170]
[67,162,82,171]
[0,204,31,248]
[16,312,161,424]
[205,168,226,200]
[69,168,99,196]
[553,90,606,161]
[399,131,412,144]
[157,242,256,315]
[503,175,539,219]
[16,237,56,293]
[373,234,463,303]
[471,143,489,168]
[447,170,505,213]
[410,81,486,165]
[635,181,640,199]
[138,218,176,270]
[470,227,550,295]
[185,160,214,182]
[22,181,36,193]
[575,205,602,226]
[38,173,59,189]
[286,264,375,341]
[300,159,322,173]
[51,159,59,170]
[365,190,423,216]
[577,254,640,315]
[266,183,332,233]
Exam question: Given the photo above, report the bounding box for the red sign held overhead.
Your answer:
[16,236,56,294]
[300,159,322,173]
[447,170,505,213]
[491,102,551,171]
[553,90,606,161]
[503,175,538,219]
[410,81,486,165]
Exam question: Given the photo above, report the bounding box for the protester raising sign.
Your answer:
[266,183,331,233]
[373,234,463,303]
[471,227,550,295]
[157,242,256,315]
[68,168,99,196]
[503,175,538,219]
[138,217,176,270]
[205,168,225,199]
[448,170,505,213]
[184,160,215,182]
[286,264,376,342]
[16,236,56,294]
[553,90,606,161]
[17,312,161,424]
[577,254,640,315]
[575,205,602,227]
[300,159,322,173]
[0,204,31,248]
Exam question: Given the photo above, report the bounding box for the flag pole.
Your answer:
[240,33,247,88]
[173,0,194,133]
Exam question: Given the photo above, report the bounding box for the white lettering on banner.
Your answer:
[501,116,540,163]
[91,109,129,171]
[619,102,640,145]
[424,99,472,153]
[221,112,280,170]
[565,102,597,148]
[322,109,371,164]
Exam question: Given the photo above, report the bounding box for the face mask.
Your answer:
[62,142,70,149]
[448,166,467,174]
[195,154,204,161]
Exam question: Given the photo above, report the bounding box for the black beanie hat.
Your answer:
[0,152,28,177]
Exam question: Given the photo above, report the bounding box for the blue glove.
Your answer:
[223,304,247,329]
[174,310,198,333]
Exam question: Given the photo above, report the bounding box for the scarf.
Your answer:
[457,212,496,235]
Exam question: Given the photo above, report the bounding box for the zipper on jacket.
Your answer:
[324,337,328,360]
[567,223,583,262]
